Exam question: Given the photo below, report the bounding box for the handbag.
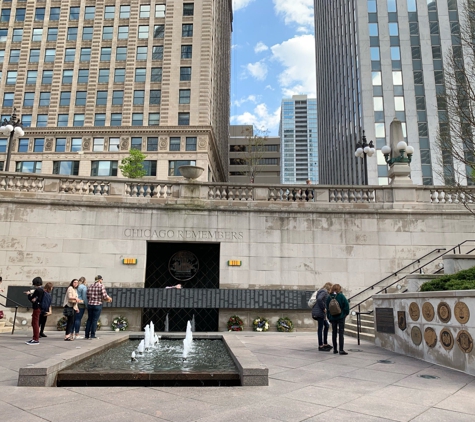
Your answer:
[63,305,74,317]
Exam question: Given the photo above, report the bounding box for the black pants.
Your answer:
[64,306,75,336]
[331,318,345,352]
[316,317,329,346]
[39,313,47,334]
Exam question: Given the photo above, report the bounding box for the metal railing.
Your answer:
[0,293,23,334]
[353,310,374,345]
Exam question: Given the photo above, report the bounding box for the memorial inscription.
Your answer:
[124,228,244,241]
[375,308,395,334]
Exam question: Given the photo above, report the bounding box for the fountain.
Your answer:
[165,313,169,332]
[182,321,193,360]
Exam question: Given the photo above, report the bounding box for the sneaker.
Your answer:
[26,340,39,345]
[339,351,348,355]
[40,333,47,338]
[74,335,83,339]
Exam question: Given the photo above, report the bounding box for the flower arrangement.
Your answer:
[57,316,67,331]
[111,316,129,331]
[227,315,244,331]
[252,316,269,332]
[276,317,294,332]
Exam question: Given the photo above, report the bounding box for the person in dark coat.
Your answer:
[311,282,332,351]
[326,284,350,355]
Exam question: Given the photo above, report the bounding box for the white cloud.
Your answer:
[273,0,314,29]
[245,61,268,81]
[233,0,256,12]
[270,34,316,97]
[233,95,258,107]
[254,42,269,53]
[231,104,281,133]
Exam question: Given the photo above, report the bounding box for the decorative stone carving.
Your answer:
[120,137,129,151]
[198,136,207,150]
[83,138,91,151]
[424,327,437,348]
[411,326,422,346]
[456,330,473,353]
[45,138,54,152]
[409,302,420,321]
[437,302,451,323]
[159,137,168,150]
[397,311,406,331]
[454,302,470,324]
[422,302,434,322]
[440,328,454,351]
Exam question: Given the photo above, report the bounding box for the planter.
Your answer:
[178,165,204,180]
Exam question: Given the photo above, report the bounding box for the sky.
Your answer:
[230,0,316,136]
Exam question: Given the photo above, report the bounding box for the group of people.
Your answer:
[309,282,350,355]
[25,275,112,345]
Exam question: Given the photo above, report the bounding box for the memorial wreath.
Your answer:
[252,316,269,332]
[227,315,244,331]
[276,317,294,332]
[111,315,129,331]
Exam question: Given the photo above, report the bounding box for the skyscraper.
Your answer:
[279,95,318,184]
[0,1,232,181]
[315,0,466,186]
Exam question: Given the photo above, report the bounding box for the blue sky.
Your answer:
[231,0,316,135]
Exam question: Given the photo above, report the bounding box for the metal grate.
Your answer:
[142,308,218,332]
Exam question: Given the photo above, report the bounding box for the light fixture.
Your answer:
[355,131,375,184]
[382,140,414,165]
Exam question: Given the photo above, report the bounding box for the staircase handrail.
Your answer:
[349,239,475,311]
[0,293,27,335]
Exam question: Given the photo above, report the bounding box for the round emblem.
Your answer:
[409,302,420,321]
[440,328,454,351]
[424,327,437,348]
[456,330,474,354]
[437,302,451,323]
[422,302,434,322]
[168,250,199,281]
[454,302,470,324]
[411,326,422,346]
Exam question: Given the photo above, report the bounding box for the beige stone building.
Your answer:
[0,0,232,181]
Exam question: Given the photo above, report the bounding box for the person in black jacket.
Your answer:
[25,276,44,345]
[326,284,350,355]
[310,282,333,351]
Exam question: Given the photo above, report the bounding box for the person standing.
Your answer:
[25,276,44,345]
[74,277,88,339]
[63,279,80,341]
[85,275,112,340]
[311,282,333,351]
[39,282,53,338]
[326,284,350,355]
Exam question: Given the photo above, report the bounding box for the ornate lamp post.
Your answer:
[354,131,375,185]
[381,141,414,165]
[1,108,24,172]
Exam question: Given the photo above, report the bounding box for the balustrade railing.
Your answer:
[329,188,375,203]
[60,179,110,196]
[0,175,44,192]
[125,182,172,198]
[208,185,254,200]
[430,188,474,204]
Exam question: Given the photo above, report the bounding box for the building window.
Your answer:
[15,9,25,22]
[75,91,87,106]
[35,8,45,21]
[91,161,118,177]
[96,91,108,106]
[109,138,120,151]
[104,6,115,19]
[147,137,158,151]
[132,113,143,126]
[151,67,162,82]
[29,49,41,63]
[131,137,142,150]
[3,93,13,107]
[78,69,89,84]
[181,45,192,59]
[169,137,180,151]
[152,46,163,60]
[0,139,6,153]
[36,115,47,127]
[71,138,82,152]
[16,161,42,174]
[83,27,93,41]
[138,26,149,39]
[169,160,196,176]
[60,91,71,106]
[112,91,123,105]
[42,70,53,84]
[114,69,125,83]
[50,7,60,21]
[33,138,44,152]
[183,4,194,16]
[84,6,95,20]
[178,112,190,126]
[143,161,157,176]
[55,138,66,152]
[155,5,166,18]
[116,47,127,61]
[111,113,122,126]
[98,69,109,83]
[57,114,68,126]
[140,5,150,18]
[26,71,37,85]
[186,137,197,151]
[9,49,20,63]
[65,48,75,62]
[12,29,23,42]
[180,67,191,81]
[23,92,35,107]
[120,5,130,19]
[182,24,193,37]
[135,68,146,82]
[62,70,73,84]
[154,25,164,38]
[21,115,32,128]
[18,139,29,152]
[70,7,80,20]
[101,47,111,61]
[118,26,129,39]
[137,46,148,60]
[0,29,7,42]
[95,114,106,126]
[47,28,57,41]
[93,138,104,151]
[6,71,17,85]
[103,26,113,40]
[150,90,161,105]
[32,28,43,42]
[67,27,78,41]
[39,92,50,106]
[73,114,84,127]
[134,90,145,105]
[179,89,191,104]
[80,48,91,62]
[53,161,79,176]
[148,113,160,126]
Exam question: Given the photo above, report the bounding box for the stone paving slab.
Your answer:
[1,331,475,421]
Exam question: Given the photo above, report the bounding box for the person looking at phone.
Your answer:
[85,275,112,340]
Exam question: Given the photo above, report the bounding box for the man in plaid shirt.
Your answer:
[85,275,112,339]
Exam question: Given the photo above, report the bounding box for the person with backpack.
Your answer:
[25,276,44,345]
[39,282,53,337]
[310,282,333,351]
[326,284,350,355]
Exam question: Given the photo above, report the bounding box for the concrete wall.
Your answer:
[373,291,475,376]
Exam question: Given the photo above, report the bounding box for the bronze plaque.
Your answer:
[375,308,395,334]
[397,311,407,331]
[409,302,420,321]
[437,302,451,323]
[424,327,437,348]
[411,326,423,346]
[456,330,474,353]
[422,302,435,322]
[168,250,199,281]
[440,328,454,351]
[454,302,470,324]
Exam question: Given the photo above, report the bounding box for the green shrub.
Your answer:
[420,266,475,291]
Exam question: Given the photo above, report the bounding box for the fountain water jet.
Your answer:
[182,321,193,360]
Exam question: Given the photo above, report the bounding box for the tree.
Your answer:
[435,0,475,212]
[240,126,268,183]
[119,149,147,178]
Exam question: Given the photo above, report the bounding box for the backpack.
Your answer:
[328,295,342,316]
[40,291,52,315]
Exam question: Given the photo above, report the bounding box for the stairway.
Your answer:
[0,320,13,334]
[345,313,375,342]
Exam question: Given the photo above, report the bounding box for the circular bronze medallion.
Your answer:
[168,250,199,281]
[409,302,420,321]
[437,302,451,323]
[454,302,470,325]
[411,326,423,346]
[440,328,454,351]
[424,327,437,348]
[456,330,474,353]
[422,302,435,322]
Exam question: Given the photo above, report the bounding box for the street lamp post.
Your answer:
[354,131,375,185]
[1,108,24,172]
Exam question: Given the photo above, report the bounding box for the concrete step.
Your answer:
[345,327,375,342]
[346,322,375,335]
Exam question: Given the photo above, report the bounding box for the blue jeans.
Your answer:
[85,305,102,338]
[331,318,346,352]
[74,307,86,334]
[316,317,329,347]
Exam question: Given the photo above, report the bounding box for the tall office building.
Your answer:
[315,0,466,186]
[0,1,232,181]
[279,95,318,184]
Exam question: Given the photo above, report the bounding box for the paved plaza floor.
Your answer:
[1,330,474,421]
